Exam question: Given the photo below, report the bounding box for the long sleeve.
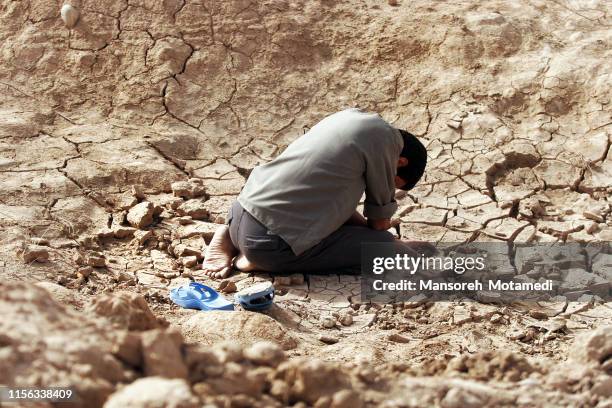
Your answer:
[360,128,402,219]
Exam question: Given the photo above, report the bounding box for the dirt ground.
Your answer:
[1,0,611,407]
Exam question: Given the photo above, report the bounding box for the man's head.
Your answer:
[395,129,427,190]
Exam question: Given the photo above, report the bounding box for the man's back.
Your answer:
[238,108,403,255]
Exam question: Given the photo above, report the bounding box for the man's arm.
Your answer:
[361,131,400,226]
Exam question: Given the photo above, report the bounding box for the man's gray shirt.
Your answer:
[237,108,403,255]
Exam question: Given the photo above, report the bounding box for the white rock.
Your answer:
[243,341,285,367]
[103,377,198,408]
[60,4,79,28]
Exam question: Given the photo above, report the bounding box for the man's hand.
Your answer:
[367,218,391,231]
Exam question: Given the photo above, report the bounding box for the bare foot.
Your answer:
[200,225,238,279]
[234,254,257,272]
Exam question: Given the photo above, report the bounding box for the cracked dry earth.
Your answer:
[1,0,611,407]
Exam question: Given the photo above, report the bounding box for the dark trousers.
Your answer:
[227,200,401,273]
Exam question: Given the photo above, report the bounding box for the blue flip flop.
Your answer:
[236,281,275,311]
[170,282,234,311]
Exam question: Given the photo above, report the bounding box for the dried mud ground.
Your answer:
[1,0,611,407]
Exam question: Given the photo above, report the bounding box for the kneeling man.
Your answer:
[201,108,428,278]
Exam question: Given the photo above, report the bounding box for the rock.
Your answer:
[31,237,49,246]
[60,4,79,28]
[218,280,237,293]
[276,358,351,405]
[89,291,160,331]
[243,341,286,367]
[141,329,188,379]
[212,341,244,363]
[103,377,198,408]
[441,387,486,408]
[319,335,339,344]
[570,326,612,365]
[331,389,363,408]
[171,179,206,199]
[321,317,336,329]
[134,229,154,245]
[127,202,155,229]
[35,281,78,305]
[181,311,297,350]
[112,331,142,367]
[1,283,126,406]
[112,226,137,239]
[388,333,411,343]
[87,254,106,267]
[181,255,198,268]
[591,376,612,398]
[177,199,209,220]
[77,266,93,278]
[339,313,353,326]
[177,216,193,225]
[22,245,49,263]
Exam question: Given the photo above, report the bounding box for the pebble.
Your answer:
[60,4,79,28]
[490,314,503,324]
[31,237,49,246]
[127,201,155,229]
[181,256,198,268]
[321,317,336,329]
[339,313,353,326]
[77,266,93,278]
[87,254,106,268]
[218,280,237,294]
[22,245,49,263]
[318,335,339,344]
[388,333,411,343]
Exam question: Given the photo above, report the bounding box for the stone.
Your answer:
[127,202,155,229]
[321,317,336,329]
[276,358,351,404]
[339,313,353,326]
[112,331,142,367]
[77,266,94,278]
[103,377,198,408]
[177,199,209,220]
[35,281,78,305]
[60,4,79,28]
[441,386,486,408]
[22,245,49,263]
[171,179,206,199]
[331,389,363,408]
[181,311,297,350]
[218,280,237,294]
[181,255,198,268]
[134,230,154,245]
[319,335,339,344]
[89,291,160,331]
[87,254,106,267]
[570,325,612,365]
[243,341,286,367]
[141,329,188,379]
